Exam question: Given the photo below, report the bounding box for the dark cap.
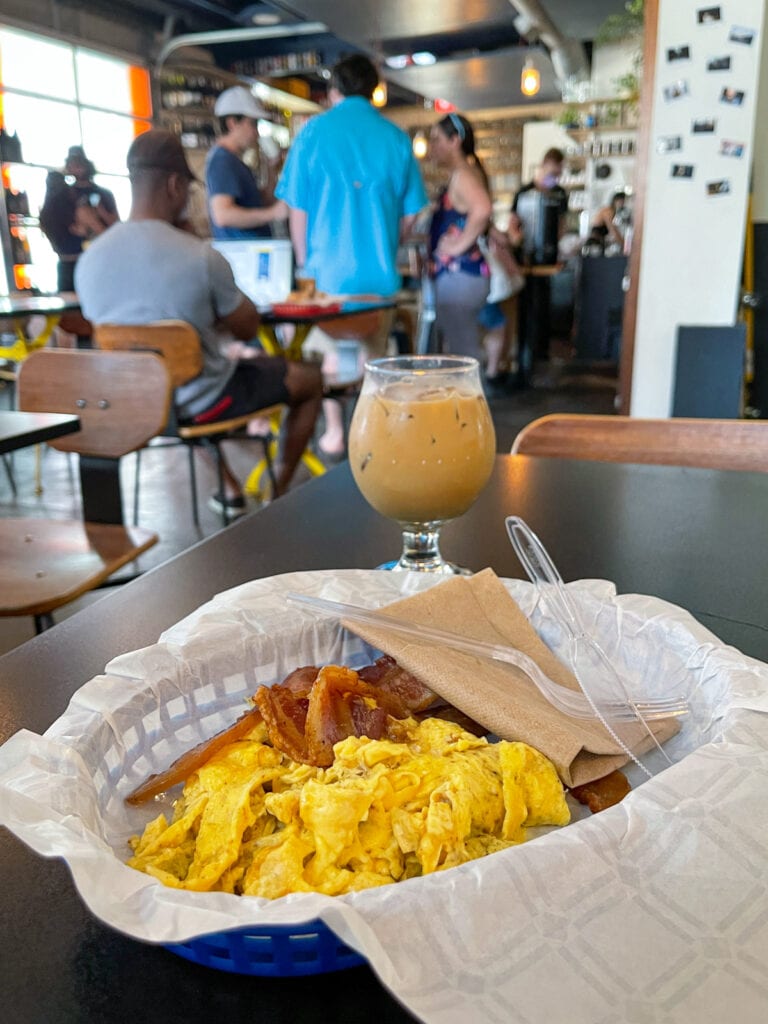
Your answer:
[126,130,197,181]
[66,145,88,163]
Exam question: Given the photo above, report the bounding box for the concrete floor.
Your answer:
[0,365,616,657]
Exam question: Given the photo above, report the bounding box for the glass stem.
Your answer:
[397,523,446,572]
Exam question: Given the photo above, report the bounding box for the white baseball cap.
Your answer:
[214,86,267,119]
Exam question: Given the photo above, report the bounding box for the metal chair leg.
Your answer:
[261,433,277,498]
[187,443,199,527]
[133,448,142,526]
[2,454,16,496]
[34,612,55,633]
[213,440,227,528]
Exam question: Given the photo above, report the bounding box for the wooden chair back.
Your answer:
[17,349,171,459]
[93,320,203,389]
[511,414,768,473]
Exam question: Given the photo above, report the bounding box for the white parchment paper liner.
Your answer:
[1,569,767,1024]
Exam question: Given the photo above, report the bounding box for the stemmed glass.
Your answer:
[348,355,496,573]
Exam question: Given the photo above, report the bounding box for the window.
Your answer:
[0,25,152,292]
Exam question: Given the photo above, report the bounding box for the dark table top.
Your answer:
[2,454,767,1023]
[0,410,80,454]
[0,291,81,318]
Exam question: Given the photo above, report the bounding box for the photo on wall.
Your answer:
[697,6,722,24]
[672,164,695,179]
[667,45,691,62]
[692,117,716,133]
[664,80,690,101]
[720,139,745,157]
[729,25,755,45]
[706,55,731,71]
[720,87,745,106]
[657,134,683,153]
[707,179,731,196]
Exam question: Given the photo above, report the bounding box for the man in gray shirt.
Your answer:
[76,131,322,515]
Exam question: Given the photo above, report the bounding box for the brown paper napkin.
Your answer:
[344,569,679,788]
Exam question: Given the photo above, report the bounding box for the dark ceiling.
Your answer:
[64,0,630,109]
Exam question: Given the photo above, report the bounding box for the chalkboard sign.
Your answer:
[672,324,745,418]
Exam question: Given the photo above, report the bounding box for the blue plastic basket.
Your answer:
[165,918,367,976]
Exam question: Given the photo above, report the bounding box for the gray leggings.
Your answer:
[434,271,490,358]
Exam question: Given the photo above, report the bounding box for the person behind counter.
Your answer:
[507,148,568,387]
[589,191,628,250]
[509,147,567,266]
[39,146,118,292]
[206,85,286,239]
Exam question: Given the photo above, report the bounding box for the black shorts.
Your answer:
[190,357,290,425]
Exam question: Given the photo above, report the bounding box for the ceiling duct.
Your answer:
[507,0,590,96]
[156,21,328,68]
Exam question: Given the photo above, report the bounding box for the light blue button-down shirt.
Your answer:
[276,96,427,296]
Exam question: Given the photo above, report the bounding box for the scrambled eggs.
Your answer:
[128,717,570,898]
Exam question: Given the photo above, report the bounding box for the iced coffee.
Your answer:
[349,382,495,524]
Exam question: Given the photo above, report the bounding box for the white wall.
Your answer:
[752,24,768,222]
[591,40,640,99]
[630,0,765,416]
[521,120,572,183]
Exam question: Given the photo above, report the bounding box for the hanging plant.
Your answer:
[595,0,644,102]
[595,0,644,47]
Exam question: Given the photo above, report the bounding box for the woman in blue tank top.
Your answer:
[428,113,492,358]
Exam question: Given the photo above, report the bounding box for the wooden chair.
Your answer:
[511,414,768,473]
[93,321,285,526]
[0,348,171,632]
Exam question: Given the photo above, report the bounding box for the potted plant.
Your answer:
[596,0,644,104]
[556,106,581,130]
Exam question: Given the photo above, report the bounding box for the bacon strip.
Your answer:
[126,658,469,801]
[257,664,413,767]
[254,685,311,763]
[280,665,319,696]
[359,655,436,712]
[125,705,263,805]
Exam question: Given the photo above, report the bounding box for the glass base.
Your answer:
[376,558,471,575]
[375,521,472,575]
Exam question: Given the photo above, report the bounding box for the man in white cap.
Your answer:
[206,85,286,239]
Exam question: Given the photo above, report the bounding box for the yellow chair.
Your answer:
[511,413,768,472]
[0,348,170,632]
[94,321,285,524]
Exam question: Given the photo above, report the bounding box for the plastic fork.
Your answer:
[285,593,688,724]
[505,516,681,774]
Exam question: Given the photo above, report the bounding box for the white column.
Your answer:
[630,0,765,415]
[753,18,768,222]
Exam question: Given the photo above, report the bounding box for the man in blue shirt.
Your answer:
[206,86,286,240]
[276,54,427,456]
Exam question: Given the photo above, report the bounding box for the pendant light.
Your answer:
[412,130,428,159]
[521,58,541,97]
[372,81,388,107]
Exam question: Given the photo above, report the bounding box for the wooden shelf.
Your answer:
[160,103,215,117]
[565,126,636,139]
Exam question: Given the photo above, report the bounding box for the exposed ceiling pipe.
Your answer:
[156,21,328,69]
[160,14,178,50]
[507,0,590,88]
